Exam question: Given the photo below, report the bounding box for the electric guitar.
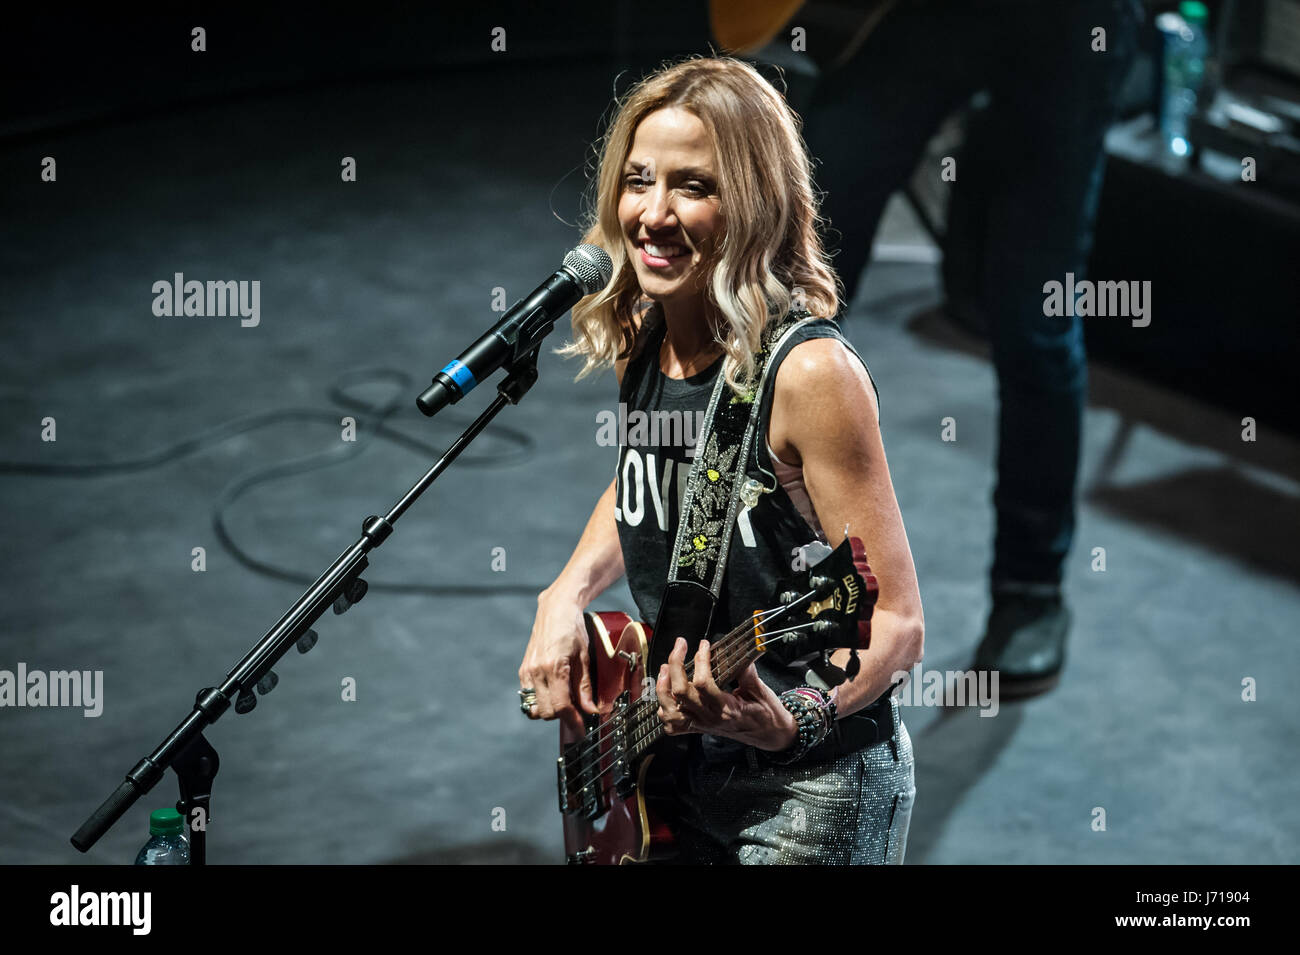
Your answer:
[557,535,878,864]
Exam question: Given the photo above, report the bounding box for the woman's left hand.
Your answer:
[656,637,798,751]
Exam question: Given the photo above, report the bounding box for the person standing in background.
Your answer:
[782,0,1142,697]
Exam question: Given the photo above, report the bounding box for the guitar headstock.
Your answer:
[758,535,879,675]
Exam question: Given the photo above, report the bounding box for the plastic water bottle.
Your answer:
[1159,1,1209,160]
[133,808,191,865]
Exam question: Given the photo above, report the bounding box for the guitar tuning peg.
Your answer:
[234,689,257,714]
[809,575,834,596]
[845,653,861,679]
[256,671,278,695]
[296,629,319,654]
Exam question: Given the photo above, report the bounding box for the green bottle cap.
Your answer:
[148,807,185,837]
[1179,1,1208,23]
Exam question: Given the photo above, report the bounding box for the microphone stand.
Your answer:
[71,344,545,863]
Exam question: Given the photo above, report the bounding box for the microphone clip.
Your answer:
[498,345,541,405]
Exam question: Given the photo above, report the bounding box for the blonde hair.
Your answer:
[556,55,841,395]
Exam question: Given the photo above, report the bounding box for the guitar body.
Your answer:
[555,536,879,865]
[559,611,677,865]
[709,0,897,72]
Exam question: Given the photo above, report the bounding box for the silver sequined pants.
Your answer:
[668,697,916,864]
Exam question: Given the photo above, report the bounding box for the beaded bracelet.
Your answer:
[767,685,837,765]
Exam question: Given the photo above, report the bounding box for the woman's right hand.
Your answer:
[519,589,597,736]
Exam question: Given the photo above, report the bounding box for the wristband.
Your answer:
[767,685,837,765]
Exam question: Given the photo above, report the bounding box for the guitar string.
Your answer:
[560,590,840,798]
[580,620,822,779]
[566,589,874,802]
[560,589,819,773]
[562,621,778,795]
[561,574,874,803]
[624,622,823,755]
[561,581,856,795]
[560,597,803,770]
[569,628,806,800]
[623,619,831,753]
[559,549,872,786]
[558,599,812,799]
[566,636,772,800]
[575,573,875,799]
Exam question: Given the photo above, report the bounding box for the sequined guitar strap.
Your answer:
[654,311,817,648]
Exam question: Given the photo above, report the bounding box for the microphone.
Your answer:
[417,244,613,416]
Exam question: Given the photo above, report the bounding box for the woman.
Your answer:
[519,56,924,864]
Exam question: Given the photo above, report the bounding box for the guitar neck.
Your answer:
[690,613,766,690]
[628,612,768,759]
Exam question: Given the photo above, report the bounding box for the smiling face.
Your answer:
[617,107,723,309]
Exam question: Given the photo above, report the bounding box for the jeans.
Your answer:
[802,0,1141,587]
[665,697,915,864]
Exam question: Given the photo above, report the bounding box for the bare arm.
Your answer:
[538,476,624,607]
[771,337,925,717]
[519,352,633,733]
[655,337,923,753]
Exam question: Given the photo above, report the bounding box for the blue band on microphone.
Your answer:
[440,360,477,394]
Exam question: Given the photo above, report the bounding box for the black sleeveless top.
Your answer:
[614,308,879,759]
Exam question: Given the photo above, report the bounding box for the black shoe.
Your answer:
[970,590,1070,700]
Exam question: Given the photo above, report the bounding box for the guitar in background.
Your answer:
[710,0,899,71]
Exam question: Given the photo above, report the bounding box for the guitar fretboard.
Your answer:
[624,610,771,760]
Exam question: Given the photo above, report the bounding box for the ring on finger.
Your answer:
[518,687,538,716]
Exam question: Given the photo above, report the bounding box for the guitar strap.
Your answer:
[657,309,817,632]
